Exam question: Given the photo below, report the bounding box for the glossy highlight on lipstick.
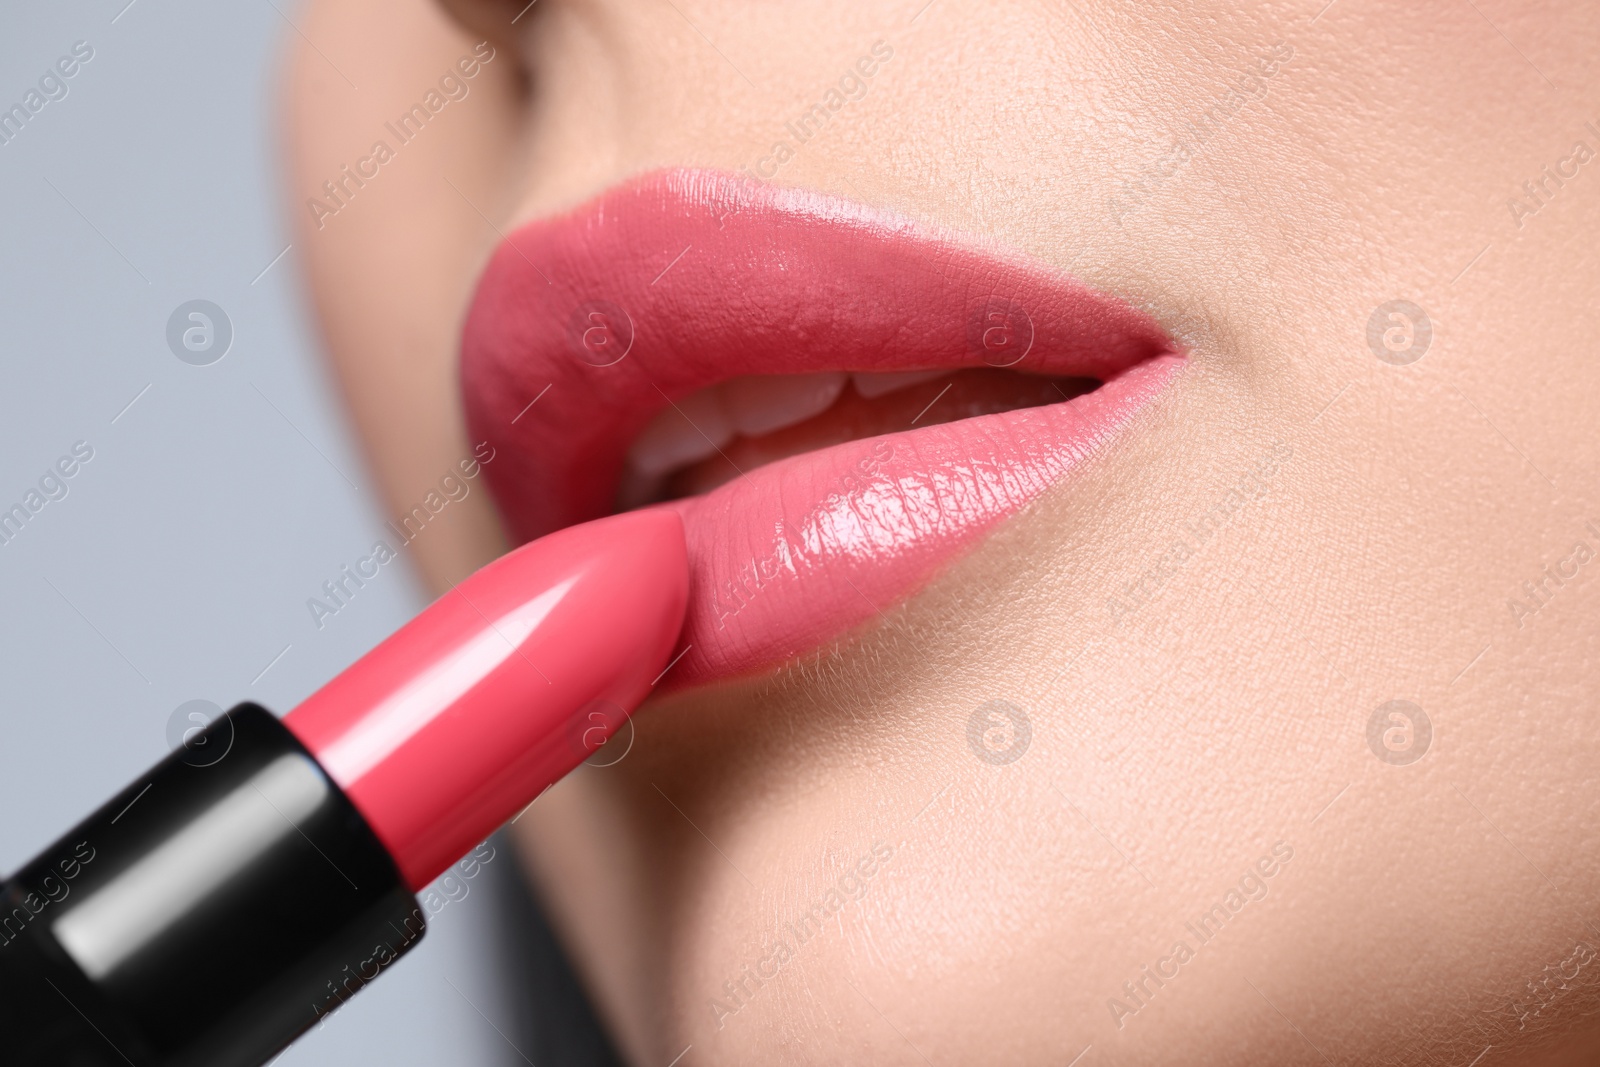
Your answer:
[285,508,688,889]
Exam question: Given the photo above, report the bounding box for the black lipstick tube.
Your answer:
[0,704,424,1066]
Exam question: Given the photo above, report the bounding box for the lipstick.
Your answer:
[0,508,687,1067]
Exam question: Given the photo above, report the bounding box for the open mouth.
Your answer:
[461,169,1182,687]
[619,367,1101,507]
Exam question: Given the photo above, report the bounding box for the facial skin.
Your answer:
[283,2,1600,1063]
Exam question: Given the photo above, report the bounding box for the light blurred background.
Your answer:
[0,3,520,1063]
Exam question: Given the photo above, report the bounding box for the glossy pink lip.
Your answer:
[461,169,1181,687]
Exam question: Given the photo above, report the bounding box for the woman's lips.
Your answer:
[460,168,1182,687]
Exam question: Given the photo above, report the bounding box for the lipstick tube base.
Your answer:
[0,704,421,1067]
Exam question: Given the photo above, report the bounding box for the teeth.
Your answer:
[627,369,950,483]
[625,388,734,477]
[718,372,846,437]
[850,369,949,398]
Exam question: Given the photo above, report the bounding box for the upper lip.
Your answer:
[461,168,1181,685]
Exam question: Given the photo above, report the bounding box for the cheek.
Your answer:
[281,1,523,591]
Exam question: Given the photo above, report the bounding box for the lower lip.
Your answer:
[665,355,1182,686]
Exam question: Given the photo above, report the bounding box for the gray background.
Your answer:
[0,2,512,1063]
